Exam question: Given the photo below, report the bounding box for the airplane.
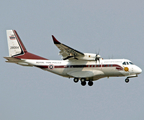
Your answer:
[4,30,142,86]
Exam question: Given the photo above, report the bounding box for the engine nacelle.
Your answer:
[78,53,100,61]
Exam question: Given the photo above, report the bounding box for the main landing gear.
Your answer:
[88,81,93,86]
[73,78,93,86]
[73,78,79,83]
[81,78,86,86]
[125,78,129,83]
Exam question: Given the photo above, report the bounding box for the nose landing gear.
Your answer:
[125,78,129,83]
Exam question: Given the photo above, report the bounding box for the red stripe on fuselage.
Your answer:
[36,64,123,70]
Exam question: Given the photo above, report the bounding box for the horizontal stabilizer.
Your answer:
[4,57,33,66]
[4,57,23,62]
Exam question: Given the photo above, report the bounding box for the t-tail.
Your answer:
[4,30,47,64]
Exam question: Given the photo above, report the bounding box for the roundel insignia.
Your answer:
[48,64,54,70]
[124,67,129,72]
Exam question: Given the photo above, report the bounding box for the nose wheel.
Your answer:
[125,78,129,83]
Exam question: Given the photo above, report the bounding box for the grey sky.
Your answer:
[0,0,144,120]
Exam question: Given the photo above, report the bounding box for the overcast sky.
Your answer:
[0,0,144,120]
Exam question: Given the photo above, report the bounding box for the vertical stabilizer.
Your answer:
[6,30,47,60]
[6,30,27,57]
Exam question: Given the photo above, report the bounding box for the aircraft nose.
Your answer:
[135,66,142,74]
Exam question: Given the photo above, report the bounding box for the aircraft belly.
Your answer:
[102,67,123,76]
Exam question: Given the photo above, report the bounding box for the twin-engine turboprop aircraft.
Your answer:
[4,30,142,86]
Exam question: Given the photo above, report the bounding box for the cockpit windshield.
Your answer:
[122,61,134,65]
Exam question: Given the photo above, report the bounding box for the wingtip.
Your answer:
[52,35,61,44]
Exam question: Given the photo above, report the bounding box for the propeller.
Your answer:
[95,50,101,62]
[95,54,101,62]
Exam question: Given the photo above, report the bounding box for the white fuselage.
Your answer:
[25,58,142,81]
[5,30,142,86]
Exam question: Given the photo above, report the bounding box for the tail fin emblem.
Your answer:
[9,36,15,40]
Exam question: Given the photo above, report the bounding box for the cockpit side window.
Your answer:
[122,62,126,65]
[129,62,134,65]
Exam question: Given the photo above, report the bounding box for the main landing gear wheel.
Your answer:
[73,78,79,83]
[125,78,129,83]
[88,81,93,86]
[81,81,86,86]
[81,78,86,86]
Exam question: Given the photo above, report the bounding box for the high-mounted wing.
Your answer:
[52,35,84,60]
